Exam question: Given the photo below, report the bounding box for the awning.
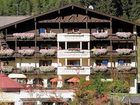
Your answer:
[67,77,80,83]
[8,73,26,79]
[0,74,23,91]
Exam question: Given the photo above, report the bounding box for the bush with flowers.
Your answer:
[40,33,56,38]
[116,32,131,38]
[116,48,132,55]
[0,49,14,56]
[39,49,56,56]
[18,49,35,56]
[2,66,13,73]
[20,66,35,72]
[13,33,34,40]
[39,66,55,72]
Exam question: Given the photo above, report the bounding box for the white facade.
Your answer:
[57,50,90,58]
[57,66,90,75]
[57,33,90,42]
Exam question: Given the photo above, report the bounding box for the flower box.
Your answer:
[40,33,56,38]
[92,32,108,38]
[92,65,108,72]
[116,32,131,38]
[2,66,13,73]
[91,48,107,55]
[39,49,56,56]
[13,33,34,40]
[116,49,132,55]
[0,49,14,56]
[18,49,35,56]
[20,66,35,72]
[116,65,132,71]
[39,66,55,72]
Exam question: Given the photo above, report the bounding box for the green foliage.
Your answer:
[109,80,129,93]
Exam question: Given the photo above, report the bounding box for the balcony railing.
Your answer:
[116,65,132,71]
[57,33,90,41]
[57,49,90,58]
[90,32,135,40]
[57,66,90,75]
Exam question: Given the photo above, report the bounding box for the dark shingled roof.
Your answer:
[0,16,30,27]
[123,96,140,104]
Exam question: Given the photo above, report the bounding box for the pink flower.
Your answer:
[39,49,56,56]
[13,33,34,39]
[0,49,14,56]
[116,32,131,38]
[92,65,108,72]
[116,48,132,55]
[40,33,56,38]
[92,48,107,55]
[18,49,35,56]
[92,32,108,38]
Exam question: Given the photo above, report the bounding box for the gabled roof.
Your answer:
[0,4,139,30]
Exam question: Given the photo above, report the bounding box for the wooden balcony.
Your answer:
[90,50,136,58]
[6,67,57,75]
[0,51,57,59]
[6,35,57,41]
[91,67,137,74]
[90,34,136,41]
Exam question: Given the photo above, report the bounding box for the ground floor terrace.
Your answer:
[0,90,74,105]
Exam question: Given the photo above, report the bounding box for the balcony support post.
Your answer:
[65,41,67,50]
[65,58,67,66]
[88,41,90,50]
[57,58,60,66]
[57,42,59,49]
[110,18,112,34]
[88,58,90,66]
[80,58,82,66]
[34,18,37,52]
[80,41,82,50]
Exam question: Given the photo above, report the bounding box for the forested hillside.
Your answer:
[0,0,139,23]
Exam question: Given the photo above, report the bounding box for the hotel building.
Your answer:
[0,4,140,105]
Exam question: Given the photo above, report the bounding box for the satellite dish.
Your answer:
[88,5,94,10]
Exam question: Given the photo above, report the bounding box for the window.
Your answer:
[39,28,46,34]
[39,60,52,66]
[96,60,108,66]
[68,60,80,66]
[118,59,131,66]
[67,42,80,49]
